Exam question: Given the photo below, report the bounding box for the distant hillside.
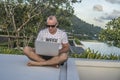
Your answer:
[71,15,102,40]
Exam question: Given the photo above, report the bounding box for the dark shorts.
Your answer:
[27,53,67,66]
[40,55,64,65]
[41,55,53,60]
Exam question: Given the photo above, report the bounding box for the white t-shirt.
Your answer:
[36,28,68,49]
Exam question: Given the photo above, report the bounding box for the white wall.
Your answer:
[75,59,120,80]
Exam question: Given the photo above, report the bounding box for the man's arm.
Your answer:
[59,43,69,54]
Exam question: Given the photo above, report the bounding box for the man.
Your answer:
[23,15,69,67]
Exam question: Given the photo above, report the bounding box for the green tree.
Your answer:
[0,0,81,49]
[99,17,120,47]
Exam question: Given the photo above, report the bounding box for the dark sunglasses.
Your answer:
[46,24,56,28]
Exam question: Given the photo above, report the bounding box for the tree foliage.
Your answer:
[99,17,120,47]
[0,0,81,49]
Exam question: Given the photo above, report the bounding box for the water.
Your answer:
[81,41,120,55]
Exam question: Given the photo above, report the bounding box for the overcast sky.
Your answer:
[73,0,120,28]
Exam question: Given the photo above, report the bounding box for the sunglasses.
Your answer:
[46,24,56,28]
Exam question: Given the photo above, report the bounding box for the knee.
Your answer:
[23,46,31,55]
[60,53,68,61]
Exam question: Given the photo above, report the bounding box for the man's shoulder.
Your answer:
[57,28,66,34]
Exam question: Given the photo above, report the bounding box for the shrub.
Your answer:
[0,47,23,55]
[74,38,82,45]
[69,48,120,60]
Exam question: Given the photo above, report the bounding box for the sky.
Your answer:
[72,0,120,28]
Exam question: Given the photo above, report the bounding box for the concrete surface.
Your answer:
[0,54,60,80]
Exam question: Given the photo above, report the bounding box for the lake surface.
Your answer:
[81,41,120,55]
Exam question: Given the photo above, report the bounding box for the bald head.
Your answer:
[47,16,58,25]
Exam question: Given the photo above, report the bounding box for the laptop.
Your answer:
[35,41,60,56]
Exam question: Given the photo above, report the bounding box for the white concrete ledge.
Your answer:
[0,54,80,80]
[75,58,120,80]
[75,58,120,68]
[2,54,119,80]
[0,54,60,80]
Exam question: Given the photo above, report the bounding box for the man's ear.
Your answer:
[56,22,59,27]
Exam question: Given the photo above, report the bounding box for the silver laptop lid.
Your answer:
[35,41,59,56]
